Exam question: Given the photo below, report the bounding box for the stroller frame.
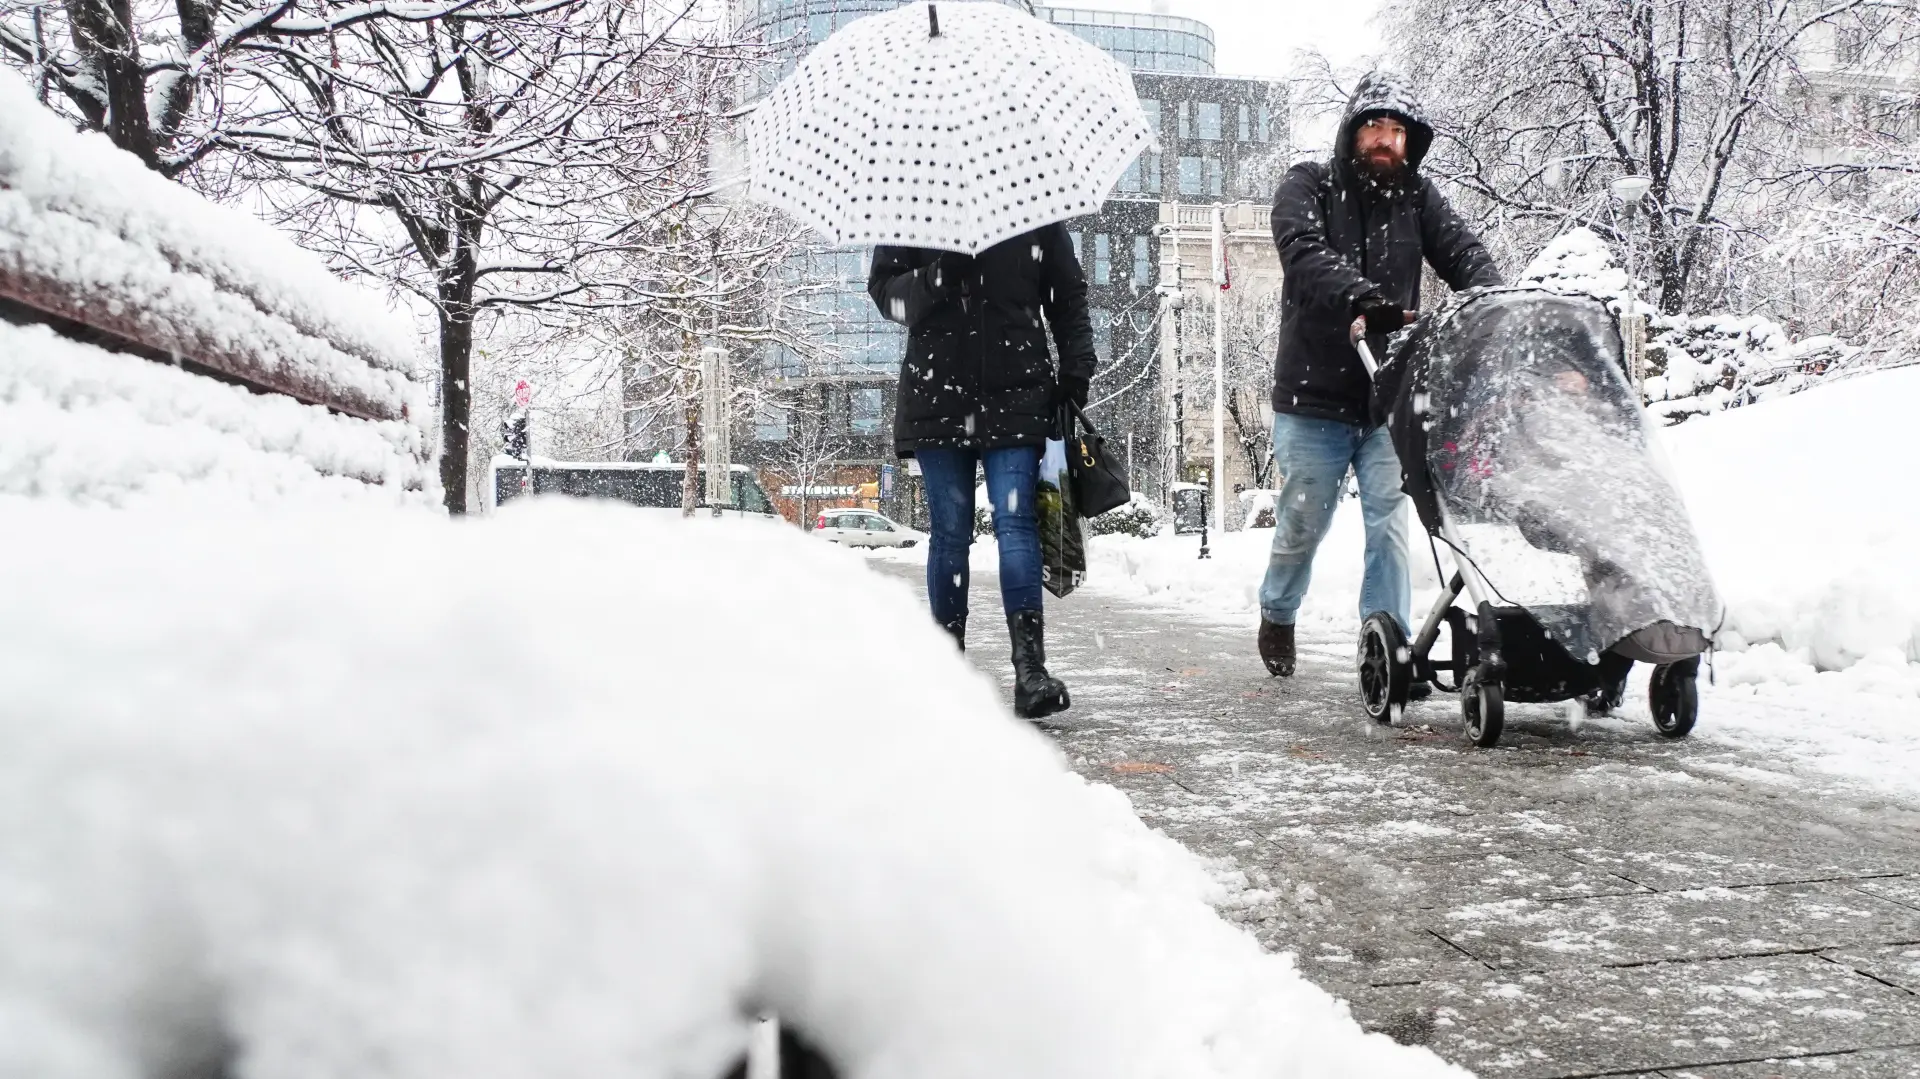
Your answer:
[1352,328,1701,747]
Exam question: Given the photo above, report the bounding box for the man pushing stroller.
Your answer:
[1256,71,1504,679]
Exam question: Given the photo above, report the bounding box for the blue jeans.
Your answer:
[917,446,1044,625]
[1259,413,1412,633]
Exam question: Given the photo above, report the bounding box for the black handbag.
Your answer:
[1065,403,1130,517]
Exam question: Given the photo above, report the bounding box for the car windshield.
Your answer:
[732,473,774,515]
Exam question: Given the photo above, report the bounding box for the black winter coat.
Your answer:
[869,224,1098,457]
[1270,72,1503,425]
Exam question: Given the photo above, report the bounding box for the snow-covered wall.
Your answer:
[0,323,436,507]
[0,66,434,499]
[0,500,1465,1079]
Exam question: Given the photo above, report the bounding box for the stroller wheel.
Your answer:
[1462,680,1505,747]
[1649,659,1700,739]
[1357,613,1411,724]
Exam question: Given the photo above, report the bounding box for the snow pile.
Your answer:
[0,499,1464,1079]
[1662,365,1920,685]
[0,67,425,424]
[0,324,435,506]
[1520,228,1858,424]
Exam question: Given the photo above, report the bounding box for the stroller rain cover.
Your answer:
[1376,289,1723,665]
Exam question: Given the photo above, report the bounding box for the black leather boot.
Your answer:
[1258,618,1296,677]
[941,616,966,652]
[1007,609,1070,720]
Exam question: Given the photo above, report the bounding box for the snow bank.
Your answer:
[1090,509,1442,640]
[1662,365,1920,686]
[0,499,1463,1079]
[0,323,435,507]
[0,67,425,424]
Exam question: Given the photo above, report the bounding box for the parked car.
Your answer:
[815,509,921,548]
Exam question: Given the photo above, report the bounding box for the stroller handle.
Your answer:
[1349,316,1380,380]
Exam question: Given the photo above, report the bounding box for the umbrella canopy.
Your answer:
[745,0,1154,255]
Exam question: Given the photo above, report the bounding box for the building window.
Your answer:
[1094,234,1112,285]
[1177,101,1191,140]
[1133,235,1151,285]
[850,388,884,435]
[1260,104,1275,144]
[755,405,790,442]
[1120,152,1163,195]
[1197,102,1222,141]
[1142,99,1161,136]
[1179,155,1202,196]
[1238,103,1251,141]
[1069,230,1085,267]
[1091,307,1113,357]
[1836,26,1865,65]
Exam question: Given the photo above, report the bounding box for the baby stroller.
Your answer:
[1355,289,1722,747]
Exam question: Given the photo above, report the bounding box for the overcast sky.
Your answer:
[1081,0,1388,77]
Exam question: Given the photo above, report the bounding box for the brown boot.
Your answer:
[1258,618,1296,677]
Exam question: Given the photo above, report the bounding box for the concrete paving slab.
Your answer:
[1563,848,1920,892]
[1345,954,1920,1079]
[1390,849,1655,910]
[1821,943,1920,995]
[1431,881,1920,971]
[1852,877,1920,913]
[1263,921,1488,990]
[1662,1045,1920,1077]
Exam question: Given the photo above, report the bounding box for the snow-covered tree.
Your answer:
[0,0,786,515]
[1522,227,1860,423]
[1383,0,1885,317]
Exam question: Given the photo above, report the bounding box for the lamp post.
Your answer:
[1210,204,1227,539]
[1155,211,1184,509]
[1609,175,1653,400]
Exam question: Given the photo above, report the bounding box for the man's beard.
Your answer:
[1352,149,1411,189]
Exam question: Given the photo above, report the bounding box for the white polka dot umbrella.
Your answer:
[745,0,1155,255]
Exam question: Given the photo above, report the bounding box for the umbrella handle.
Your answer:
[928,3,939,38]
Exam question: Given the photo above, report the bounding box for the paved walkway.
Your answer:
[876,561,1920,1079]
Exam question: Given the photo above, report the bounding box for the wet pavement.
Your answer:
[875,561,1920,1078]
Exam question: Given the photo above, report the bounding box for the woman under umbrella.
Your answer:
[869,225,1098,721]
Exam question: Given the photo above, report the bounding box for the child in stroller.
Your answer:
[1357,288,1721,746]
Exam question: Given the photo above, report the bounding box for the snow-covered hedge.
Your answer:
[1521,228,1858,425]
[1087,492,1165,538]
[0,499,1465,1079]
[0,67,428,429]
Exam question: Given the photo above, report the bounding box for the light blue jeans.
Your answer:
[1259,413,1413,633]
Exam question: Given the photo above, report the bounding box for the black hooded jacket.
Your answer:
[869,223,1097,457]
[1269,72,1503,424]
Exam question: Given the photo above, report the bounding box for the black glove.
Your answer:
[1355,295,1411,337]
[1056,375,1090,410]
[926,253,973,296]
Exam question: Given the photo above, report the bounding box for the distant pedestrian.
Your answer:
[1259,71,1504,678]
[869,224,1099,720]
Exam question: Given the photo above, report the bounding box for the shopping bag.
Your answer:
[1037,437,1086,598]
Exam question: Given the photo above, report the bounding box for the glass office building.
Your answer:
[1040,7,1216,75]
[732,0,1283,509]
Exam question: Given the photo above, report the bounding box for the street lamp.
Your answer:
[1609,175,1654,400]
